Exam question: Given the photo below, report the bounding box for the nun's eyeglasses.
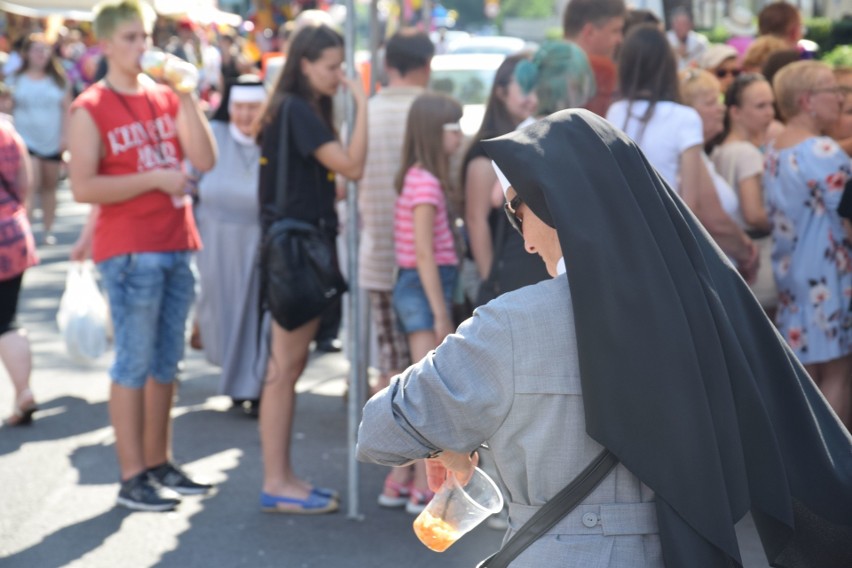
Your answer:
[504,195,524,234]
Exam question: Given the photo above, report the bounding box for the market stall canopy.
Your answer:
[0,0,242,25]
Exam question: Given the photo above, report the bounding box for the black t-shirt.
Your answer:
[259,95,337,234]
[461,139,488,187]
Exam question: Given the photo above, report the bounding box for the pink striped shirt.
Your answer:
[394,166,458,269]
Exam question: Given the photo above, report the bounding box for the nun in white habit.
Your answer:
[194,76,268,409]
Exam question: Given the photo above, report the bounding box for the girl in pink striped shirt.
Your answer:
[388,92,463,514]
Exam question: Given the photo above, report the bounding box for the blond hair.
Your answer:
[679,68,720,106]
[773,60,833,120]
[93,0,155,40]
[742,35,789,72]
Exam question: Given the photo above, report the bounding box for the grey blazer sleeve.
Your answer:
[357,302,516,466]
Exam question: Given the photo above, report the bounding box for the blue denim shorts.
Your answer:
[98,251,196,389]
[392,265,458,334]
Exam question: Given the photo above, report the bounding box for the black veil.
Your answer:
[481,109,852,567]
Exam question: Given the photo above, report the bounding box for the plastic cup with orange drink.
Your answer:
[413,467,504,552]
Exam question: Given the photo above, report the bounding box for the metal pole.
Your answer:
[422,0,432,30]
[369,0,380,96]
[344,0,365,521]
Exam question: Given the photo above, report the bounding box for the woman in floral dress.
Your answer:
[764,60,852,425]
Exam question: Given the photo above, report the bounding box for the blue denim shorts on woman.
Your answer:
[98,251,196,389]
[392,265,458,334]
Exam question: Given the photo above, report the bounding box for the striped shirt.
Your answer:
[394,166,458,269]
[357,86,423,290]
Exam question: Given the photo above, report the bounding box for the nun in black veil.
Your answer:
[357,109,852,567]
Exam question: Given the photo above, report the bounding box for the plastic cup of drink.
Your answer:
[140,50,198,94]
[140,49,167,80]
[412,467,504,552]
[163,58,199,94]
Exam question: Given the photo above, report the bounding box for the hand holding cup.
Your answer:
[413,466,503,553]
[141,50,198,94]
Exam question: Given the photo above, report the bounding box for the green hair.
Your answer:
[515,41,596,116]
[93,0,156,40]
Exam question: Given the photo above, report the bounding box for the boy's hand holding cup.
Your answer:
[141,50,198,94]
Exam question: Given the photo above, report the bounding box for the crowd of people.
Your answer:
[0,0,851,564]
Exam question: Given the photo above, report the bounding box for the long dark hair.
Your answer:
[460,53,529,188]
[255,24,343,142]
[17,33,67,90]
[616,24,679,142]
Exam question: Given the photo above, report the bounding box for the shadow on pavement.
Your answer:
[1,508,132,567]
[0,396,108,457]
[69,441,118,486]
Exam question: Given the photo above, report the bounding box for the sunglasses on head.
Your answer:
[504,194,524,235]
[715,68,741,79]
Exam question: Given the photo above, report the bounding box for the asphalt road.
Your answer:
[0,185,770,567]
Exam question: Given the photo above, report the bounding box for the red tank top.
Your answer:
[72,83,201,262]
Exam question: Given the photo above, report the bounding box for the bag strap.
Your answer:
[256,97,294,358]
[273,97,293,217]
[478,449,619,568]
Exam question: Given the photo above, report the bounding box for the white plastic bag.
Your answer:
[56,261,111,363]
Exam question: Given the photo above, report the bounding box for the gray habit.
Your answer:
[195,121,266,400]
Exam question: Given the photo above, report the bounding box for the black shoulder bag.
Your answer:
[260,98,347,331]
[477,449,619,568]
[475,211,509,307]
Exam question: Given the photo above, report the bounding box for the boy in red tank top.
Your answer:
[68,0,217,512]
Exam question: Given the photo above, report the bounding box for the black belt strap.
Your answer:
[477,449,619,568]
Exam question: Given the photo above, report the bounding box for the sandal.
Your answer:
[5,388,36,427]
[405,488,435,515]
[377,473,412,508]
[260,491,339,515]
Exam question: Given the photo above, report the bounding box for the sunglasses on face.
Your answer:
[715,68,741,79]
[504,194,523,235]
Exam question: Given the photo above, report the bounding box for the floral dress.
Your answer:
[764,136,852,364]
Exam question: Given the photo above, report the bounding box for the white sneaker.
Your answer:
[377,475,411,508]
[405,489,434,515]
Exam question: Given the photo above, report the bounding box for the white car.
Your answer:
[446,36,536,56]
[430,30,472,48]
[429,53,506,136]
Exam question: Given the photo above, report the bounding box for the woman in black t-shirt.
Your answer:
[254,23,367,515]
[461,53,549,308]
